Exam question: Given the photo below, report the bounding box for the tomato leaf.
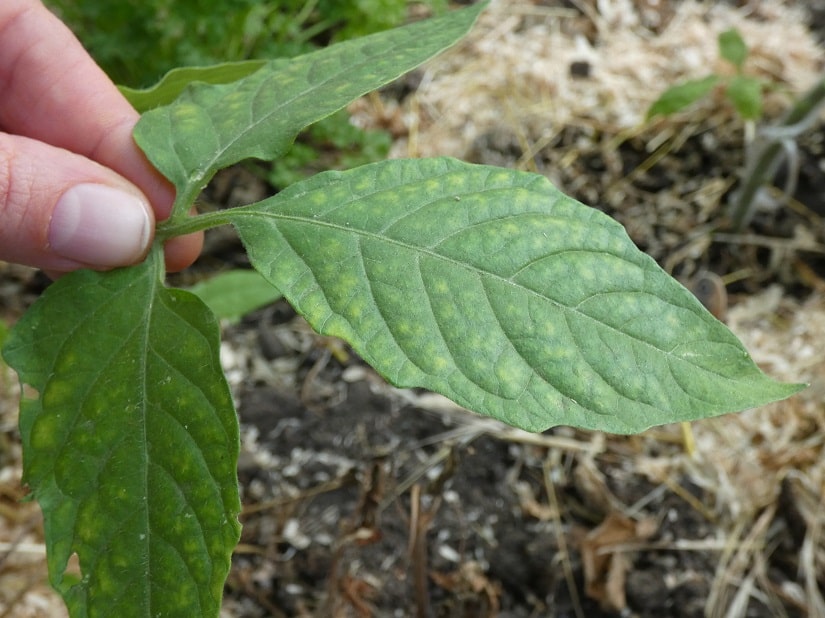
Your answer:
[2,251,240,618]
[229,158,803,434]
[133,3,485,218]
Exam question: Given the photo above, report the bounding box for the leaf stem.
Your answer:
[156,210,234,240]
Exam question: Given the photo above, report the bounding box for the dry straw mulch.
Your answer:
[352,0,825,615]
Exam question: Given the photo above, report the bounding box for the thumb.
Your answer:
[0,132,156,272]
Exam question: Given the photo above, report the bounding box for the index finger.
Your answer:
[0,0,202,271]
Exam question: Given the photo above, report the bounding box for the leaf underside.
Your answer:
[2,252,240,618]
[119,59,269,113]
[230,157,802,434]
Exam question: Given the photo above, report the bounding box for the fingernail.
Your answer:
[49,184,152,267]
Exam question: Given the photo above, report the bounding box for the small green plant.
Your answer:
[727,73,825,229]
[647,27,825,230]
[0,6,803,617]
[647,28,765,121]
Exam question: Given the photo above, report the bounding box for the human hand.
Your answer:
[0,0,202,275]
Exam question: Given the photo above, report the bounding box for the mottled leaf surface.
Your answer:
[120,60,269,112]
[230,158,802,433]
[133,3,484,215]
[2,252,240,618]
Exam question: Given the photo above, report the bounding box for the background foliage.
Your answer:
[45,0,445,87]
[44,0,440,185]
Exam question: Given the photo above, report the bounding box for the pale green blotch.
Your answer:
[75,494,109,547]
[433,297,459,323]
[93,558,121,599]
[486,169,512,187]
[493,349,529,399]
[423,178,441,195]
[514,188,534,210]
[351,176,373,194]
[392,320,415,339]
[297,290,333,327]
[271,73,295,89]
[181,535,208,572]
[445,170,470,191]
[320,313,354,345]
[106,533,140,572]
[189,477,219,507]
[319,238,353,263]
[341,294,369,323]
[662,308,705,342]
[29,408,64,452]
[100,479,131,510]
[431,278,451,295]
[331,272,359,299]
[169,456,195,488]
[545,342,576,365]
[365,257,394,283]
[52,348,80,374]
[333,82,353,96]
[498,298,524,324]
[575,261,597,283]
[428,354,451,374]
[615,365,648,402]
[309,190,329,208]
[173,102,205,132]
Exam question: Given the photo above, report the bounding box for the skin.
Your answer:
[0,0,202,274]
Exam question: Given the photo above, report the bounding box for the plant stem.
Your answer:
[729,73,825,229]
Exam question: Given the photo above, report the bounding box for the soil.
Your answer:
[2,1,825,617]
[220,305,728,618]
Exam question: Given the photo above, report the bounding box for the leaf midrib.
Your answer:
[138,259,158,618]
[232,208,738,377]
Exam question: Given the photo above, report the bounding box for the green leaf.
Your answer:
[229,158,803,434]
[189,269,282,323]
[134,2,485,218]
[2,251,240,618]
[0,318,8,353]
[718,28,748,70]
[119,60,269,113]
[647,75,720,119]
[726,75,763,120]
[0,319,8,376]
